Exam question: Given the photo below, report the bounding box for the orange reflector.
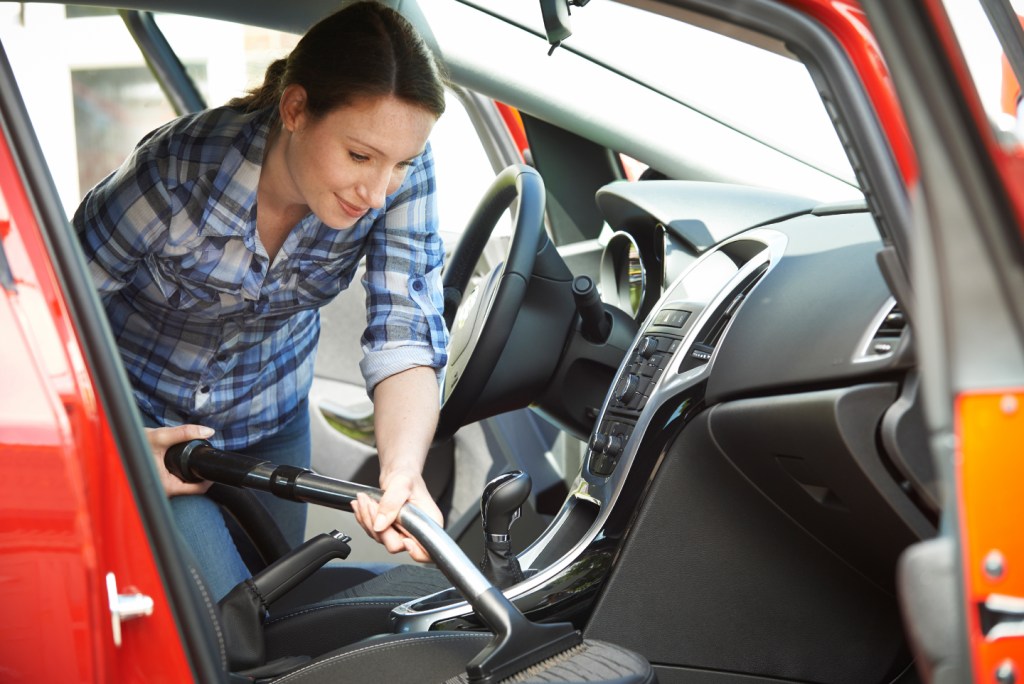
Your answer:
[957,391,1024,681]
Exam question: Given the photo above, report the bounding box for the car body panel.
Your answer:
[957,391,1024,683]
[0,120,194,680]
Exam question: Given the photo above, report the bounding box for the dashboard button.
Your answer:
[653,309,691,328]
[637,336,659,358]
[614,373,641,403]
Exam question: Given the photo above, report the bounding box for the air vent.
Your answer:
[679,263,768,373]
[861,299,907,359]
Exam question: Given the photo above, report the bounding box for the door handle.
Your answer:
[106,572,154,647]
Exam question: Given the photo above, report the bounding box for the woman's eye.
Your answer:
[350,152,369,163]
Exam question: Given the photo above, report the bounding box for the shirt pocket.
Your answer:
[291,244,364,306]
[149,242,247,313]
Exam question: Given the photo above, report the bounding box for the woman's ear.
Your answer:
[279,84,309,132]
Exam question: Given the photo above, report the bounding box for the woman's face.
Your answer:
[278,87,438,229]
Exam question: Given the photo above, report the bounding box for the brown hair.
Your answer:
[228,1,447,119]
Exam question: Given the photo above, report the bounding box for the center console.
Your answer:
[392,229,787,633]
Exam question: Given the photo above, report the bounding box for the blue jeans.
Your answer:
[150,402,311,601]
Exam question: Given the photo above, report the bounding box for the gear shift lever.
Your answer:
[480,470,531,588]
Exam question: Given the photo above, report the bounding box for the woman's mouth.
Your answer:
[336,195,368,220]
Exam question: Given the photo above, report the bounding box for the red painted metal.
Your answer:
[956,392,1024,684]
[917,0,1024,241]
[781,0,919,186]
[495,101,528,163]
[0,120,194,681]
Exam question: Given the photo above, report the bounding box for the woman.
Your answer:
[73,0,450,599]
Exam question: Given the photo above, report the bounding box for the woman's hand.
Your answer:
[351,469,443,563]
[358,366,444,562]
[145,424,216,497]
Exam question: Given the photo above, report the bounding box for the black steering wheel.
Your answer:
[437,164,546,438]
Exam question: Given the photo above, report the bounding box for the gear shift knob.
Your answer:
[481,470,531,542]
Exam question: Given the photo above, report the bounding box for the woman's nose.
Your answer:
[358,168,392,208]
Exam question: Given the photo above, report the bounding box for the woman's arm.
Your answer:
[351,365,443,562]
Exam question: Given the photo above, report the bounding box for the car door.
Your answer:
[858,0,1024,681]
[0,27,216,684]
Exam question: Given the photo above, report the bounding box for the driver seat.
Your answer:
[213,528,454,667]
[262,562,452,660]
[182,534,656,684]
[210,483,453,659]
[190,566,489,682]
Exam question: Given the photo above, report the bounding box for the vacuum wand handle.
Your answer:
[165,439,494,602]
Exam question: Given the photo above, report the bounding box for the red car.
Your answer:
[1,0,1022,682]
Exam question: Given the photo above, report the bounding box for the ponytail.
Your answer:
[227,58,288,112]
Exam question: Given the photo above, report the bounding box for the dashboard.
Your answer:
[393,179,933,660]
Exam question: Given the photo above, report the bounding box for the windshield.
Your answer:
[468,0,858,190]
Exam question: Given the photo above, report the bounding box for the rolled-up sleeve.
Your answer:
[359,143,449,396]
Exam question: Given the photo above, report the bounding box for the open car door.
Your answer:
[860,0,1024,681]
[0,32,220,682]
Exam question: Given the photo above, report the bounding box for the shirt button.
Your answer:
[250,259,262,273]
[411,279,424,292]
[215,352,228,362]
[200,385,210,393]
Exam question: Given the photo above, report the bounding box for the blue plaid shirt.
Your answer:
[74,106,449,450]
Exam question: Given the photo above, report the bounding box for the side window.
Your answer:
[0,3,497,235]
[429,92,501,237]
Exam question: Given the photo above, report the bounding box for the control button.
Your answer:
[614,373,641,404]
[591,432,625,457]
[884,311,905,327]
[653,309,691,328]
[588,423,632,477]
[590,452,614,477]
[637,336,659,359]
[639,355,664,378]
[679,342,714,373]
